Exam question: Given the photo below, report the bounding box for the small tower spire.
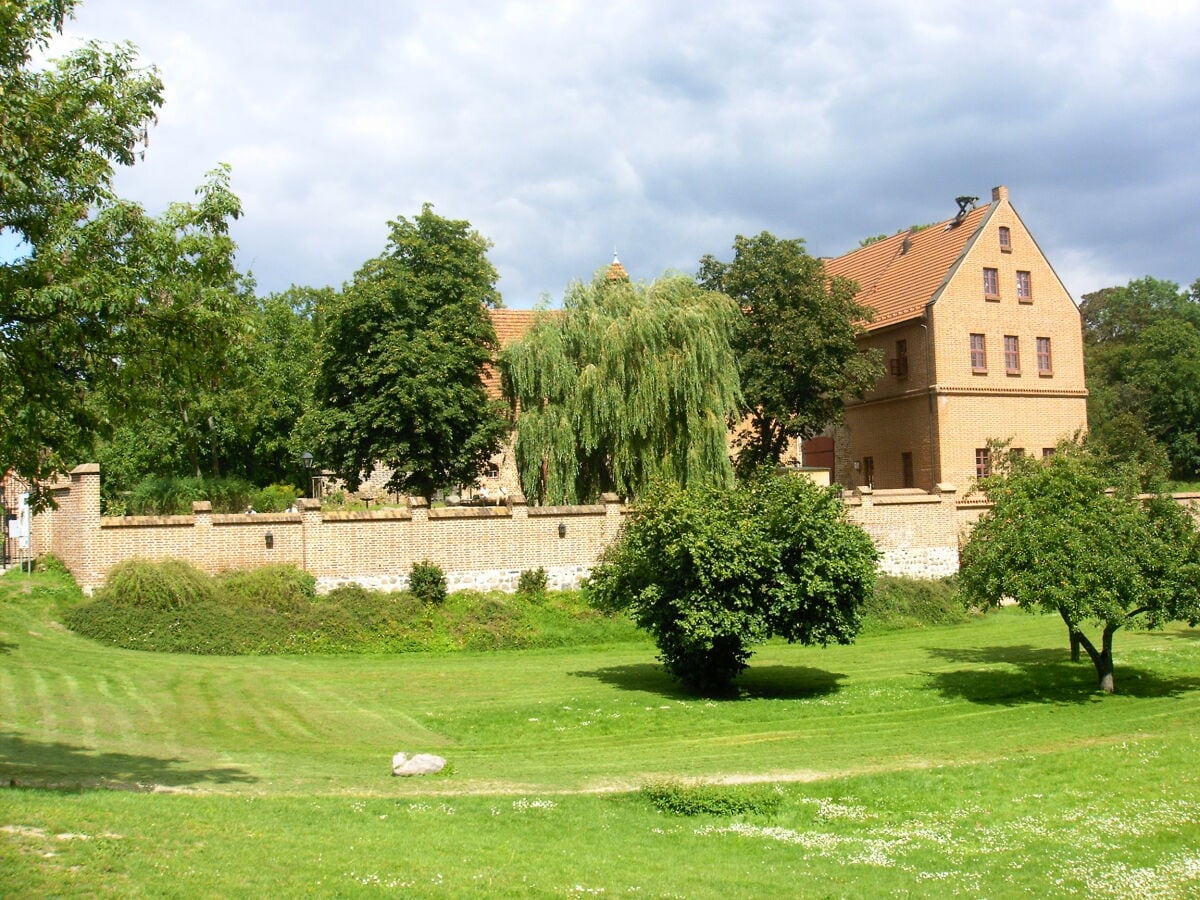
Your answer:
[606,249,629,282]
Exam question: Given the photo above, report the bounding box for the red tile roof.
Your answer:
[483,308,548,399]
[825,202,991,331]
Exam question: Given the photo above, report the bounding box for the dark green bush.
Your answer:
[588,473,878,695]
[640,780,783,817]
[860,575,970,633]
[409,560,447,605]
[126,475,255,515]
[250,483,302,513]
[65,559,253,654]
[517,567,548,600]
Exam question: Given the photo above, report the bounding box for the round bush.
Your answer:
[409,560,447,605]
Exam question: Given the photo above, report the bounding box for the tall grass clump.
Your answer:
[64,558,250,654]
[860,574,971,633]
[217,565,316,613]
[97,558,218,610]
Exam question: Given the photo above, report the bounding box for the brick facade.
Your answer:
[827,186,1089,491]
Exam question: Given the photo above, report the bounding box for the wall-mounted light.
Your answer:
[265,531,274,549]
[557,521,567,539]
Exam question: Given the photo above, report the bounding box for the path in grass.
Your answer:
[3,571,1198,796]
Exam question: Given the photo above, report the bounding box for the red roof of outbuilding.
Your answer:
[483,308,548,399]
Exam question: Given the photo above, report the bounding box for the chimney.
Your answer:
[992,185,1009,203]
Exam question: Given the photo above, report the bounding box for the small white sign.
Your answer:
[9,492,30,551]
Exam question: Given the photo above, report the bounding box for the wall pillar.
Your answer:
[298,498,321,575]
[601,492,624,543]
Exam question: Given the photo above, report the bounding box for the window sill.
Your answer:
[972,368,988,375]
[1038,371,1054,378]
[1018,297,1033,304]
[985,294,1001,302]
[1000,246,1012,253]
[1006,370,1021,376]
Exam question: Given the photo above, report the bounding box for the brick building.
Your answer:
[373,204,1087,500]
[817,185,1088,490]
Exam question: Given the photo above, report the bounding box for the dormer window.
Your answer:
[999,226,1012,253]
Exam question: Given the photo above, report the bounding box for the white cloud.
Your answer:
[43,0,1200,304]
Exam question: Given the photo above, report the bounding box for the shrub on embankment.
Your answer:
[859,574,974,633]
[61,559,970,656]
[64,560,641,655]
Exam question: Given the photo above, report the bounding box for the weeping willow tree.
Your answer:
[501,273,743,505]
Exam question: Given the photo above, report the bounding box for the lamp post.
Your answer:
[300,451,315,499]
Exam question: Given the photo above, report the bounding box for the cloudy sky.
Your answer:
[52,0,1200,307]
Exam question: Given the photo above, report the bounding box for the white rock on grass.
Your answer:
[391,752,446,777]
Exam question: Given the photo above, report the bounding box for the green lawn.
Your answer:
[2,569,1199,897]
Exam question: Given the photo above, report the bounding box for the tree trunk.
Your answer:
[1059,609,1082,662]
[1074,624,1118,694]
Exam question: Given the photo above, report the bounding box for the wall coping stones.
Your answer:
[428,506,511,520]
[322,508,412,522]
[528,504,606,517]
[100,515,196,528]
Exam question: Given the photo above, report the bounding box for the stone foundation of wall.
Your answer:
[317,564,592,595]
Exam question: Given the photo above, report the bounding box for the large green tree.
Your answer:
[312,205,508,499]
[959,441,1200,693]
[1081,276,1200,480]
[501,272,742,505]
[97,166,254,482]
[698,232,882,475]
[1,0,164,508]
[237,285,327,487]
[588,472,877,694]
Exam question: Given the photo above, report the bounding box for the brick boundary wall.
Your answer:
[34,465,626,593]
[27,465,1200,592]
[844,484,963,579]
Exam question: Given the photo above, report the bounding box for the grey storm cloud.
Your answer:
[54,0,1200,306]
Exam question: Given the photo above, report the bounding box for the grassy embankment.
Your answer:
[2,568,1198,896]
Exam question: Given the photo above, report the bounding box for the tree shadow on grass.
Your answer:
[1158,627,1200,643]
[0,639,16,655]
[570,663,845,701]
[0,731,257,792]
[925,645,1200,705]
